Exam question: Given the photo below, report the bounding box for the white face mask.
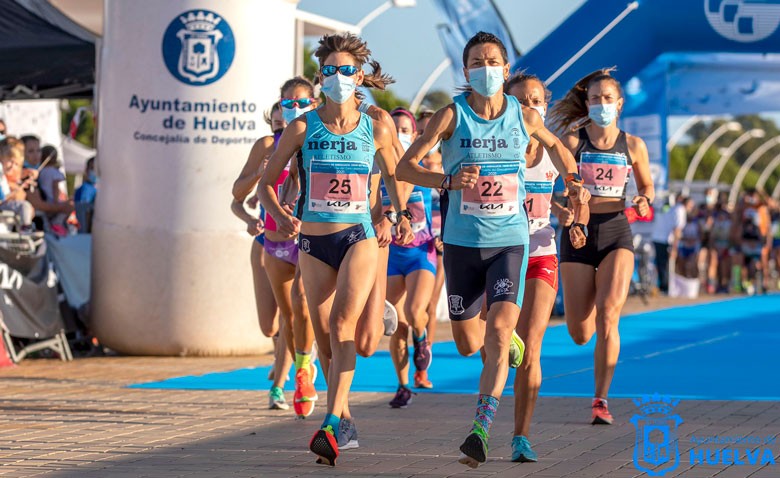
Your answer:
[321,73,356,104]
[281,105,311,125]
[398,133,413,152]
[531,105,546,122]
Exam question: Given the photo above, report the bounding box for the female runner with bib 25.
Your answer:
[259,33,412,467]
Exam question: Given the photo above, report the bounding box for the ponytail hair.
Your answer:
[547,67,621,133]
[314,33,395,95]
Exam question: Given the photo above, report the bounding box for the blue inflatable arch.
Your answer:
[512,0,780,194]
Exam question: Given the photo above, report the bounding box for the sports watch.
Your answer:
[383,210,399,225]
[384,210,412,225]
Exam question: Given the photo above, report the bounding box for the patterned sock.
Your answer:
[471,394,499,437]
[295,351,311,371]
[321,413,340,432]
[413,329,427,343]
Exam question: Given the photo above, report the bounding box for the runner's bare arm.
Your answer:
[258,117,306,236]
[523,107,586,205]
[628,134,655,217]
[396,105,478,190]
[279,156,299,211]
[374,119,413,244]
[232,136,274,202]
[367,105,414,200]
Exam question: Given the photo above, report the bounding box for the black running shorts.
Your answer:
[442,244,528,321]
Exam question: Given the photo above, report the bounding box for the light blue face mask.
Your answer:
[321,73,357,104]
[588,103,619,127]
[87,171,98,184]
[468,66,505,97]
[281,106,311,125]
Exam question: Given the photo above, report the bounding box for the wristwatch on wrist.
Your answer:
[573,222,588,237]
[565,172,583,187]
[383,210,398,225]
[399,209,413,222]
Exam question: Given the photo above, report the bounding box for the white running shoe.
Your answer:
[383,300,398,336]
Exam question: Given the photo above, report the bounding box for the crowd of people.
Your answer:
[0,120,97,236]
[652,186,780,296]
[231,30,656,469]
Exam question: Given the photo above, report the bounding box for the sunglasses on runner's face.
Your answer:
[320,65,359,77]
[280,98,315,109]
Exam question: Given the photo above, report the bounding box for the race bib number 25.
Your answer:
[309,160,369,214]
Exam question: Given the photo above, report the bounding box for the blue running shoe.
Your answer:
[511,435,537,462]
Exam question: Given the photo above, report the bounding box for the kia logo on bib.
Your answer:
[705,0,780,43]
[162,10,236,86]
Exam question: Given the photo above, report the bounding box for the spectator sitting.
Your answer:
[0,137,36,232]
[38,145,69,235]
[74,157,97,233]
[20,135,42,169]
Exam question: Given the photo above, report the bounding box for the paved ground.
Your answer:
[1,295,778,477]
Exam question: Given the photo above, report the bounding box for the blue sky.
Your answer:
[297,0,584,102]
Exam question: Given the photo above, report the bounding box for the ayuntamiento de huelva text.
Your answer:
[129,95,258,131]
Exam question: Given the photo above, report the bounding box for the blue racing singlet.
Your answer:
[440,93,530,248]
[296,109,375,225]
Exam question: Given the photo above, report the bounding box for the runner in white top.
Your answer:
[505,72,588,463]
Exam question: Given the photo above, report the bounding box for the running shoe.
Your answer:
[413,339,432,371]
[458,427,488,468]
[310,426,338,466]
[337,418,359,450]
[268,386,289,410]
[511,435,538,462]
[592,398,614,425]
[383,300,398,336]
[509,330,525,368]
[293,365,318,418]
[413,370,433,389]
[389,385,414,408]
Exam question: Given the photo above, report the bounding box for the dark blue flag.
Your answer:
[433,0,519,70]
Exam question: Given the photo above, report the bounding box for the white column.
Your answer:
[93,0,296,355]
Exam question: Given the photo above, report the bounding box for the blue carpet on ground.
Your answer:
[130,295,780,400]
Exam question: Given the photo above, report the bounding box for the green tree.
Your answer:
[303,44,318,83]
[422,89,452,111]
[371,88,409,112]
[669,115,780,194]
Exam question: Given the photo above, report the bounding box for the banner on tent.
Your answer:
[433,0,518,84]
[622,114,667,195]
